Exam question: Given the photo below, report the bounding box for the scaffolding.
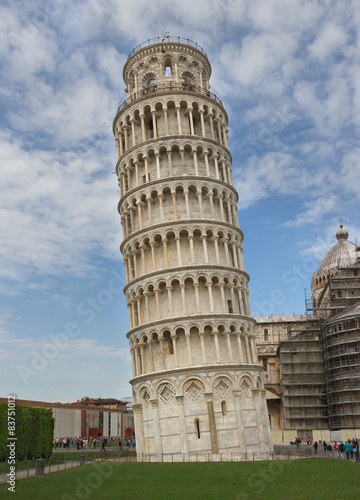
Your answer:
[308,262,360,430]
[279,325,328,437]
[322,305,360,430]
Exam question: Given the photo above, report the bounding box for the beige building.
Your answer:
[113,36,273,461]
[255,224,360,442]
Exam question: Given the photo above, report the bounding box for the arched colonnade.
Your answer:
[129,320,258,377]
[120,182,239,239]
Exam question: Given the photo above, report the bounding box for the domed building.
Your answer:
[311,224,358,318]
[254,223,360,441]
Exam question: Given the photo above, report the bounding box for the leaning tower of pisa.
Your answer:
[113,36,273,461]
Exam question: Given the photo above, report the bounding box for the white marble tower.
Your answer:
[113,36,273,460]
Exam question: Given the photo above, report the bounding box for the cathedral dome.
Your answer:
[317,224,357,275]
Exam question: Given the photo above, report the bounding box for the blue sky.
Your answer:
[1,0,360,403]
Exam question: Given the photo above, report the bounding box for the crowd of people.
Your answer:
[53,435,136,451]
[315,439,360,461]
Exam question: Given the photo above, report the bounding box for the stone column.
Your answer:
[204,151,210,176]
[205,393,218,454]
[144,157,149,181]
[199,331,207,364]
[213,236,220,264]
[237,288,245,314]
[175,236,182,266]
[171,192,178,218]
[207,282,215,312]
[134,346,140,375]
[193,151,199,175]
[140,114,146,141]
[149,341,155,372]
[213,155,220,179]
[188,108,195,135]
[151,111,157,138]
[159,338,165,369]
[158,194,164,221]
[180,283,186,314]
[137,202,143,230]
[218,196,225,221]
[201,236,209,263]
[144,292,150,322]
[199,109,205,137]
[208,193,214,218]
[232,244,239,268]
[194,282,200,312]
[250,336,258,364]
[219,283,226,312]
[150,241,157,271]
[237,334,246,363]
[226,331,233,363]
[261,389,273,449]
[175,395,189,455]
[213,332,221,363]
[188,235,195,263]
[119,133,124,156]
[252,389,267,455]
[154,289,161,319]
[209,113,215,140]
[130,348,136,377]
[139,343,146,374]
[163,107,169,135]
[245,335,251,364]
[166,285,173,315]
[197,191,203,217]
[140,245,146,274]
[155,153,161,179]
[223,239,230,265]
[184,190,190,217]
[232,391,247,455]
[130,119,136,147]
[162,238,169,267]
[171,333,179,367]
[146,197,153,224]
[185,332,192,365]
[150,399,162,456]
[176,106,182,134]
[123,126,129,151]
[167,150,173,175]
[132,404,144,459]
[136,296,142,324]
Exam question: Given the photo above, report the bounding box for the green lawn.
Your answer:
[0,458,359,499]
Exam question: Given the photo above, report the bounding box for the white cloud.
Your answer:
[308,22,347,60]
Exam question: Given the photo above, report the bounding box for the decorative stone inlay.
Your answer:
[213,378,230,397]
[159,383,175,403]
[142,388,151,406]
[184,379,204,400]
[240,378,251,396]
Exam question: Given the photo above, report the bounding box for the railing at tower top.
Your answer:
[116,83,223,113]
[128,36,207,59]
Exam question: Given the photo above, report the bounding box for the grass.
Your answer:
[0,458,359,499]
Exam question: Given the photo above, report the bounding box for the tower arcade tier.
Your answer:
[113,36,273,461]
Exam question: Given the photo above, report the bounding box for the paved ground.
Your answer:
[0,456,136,485]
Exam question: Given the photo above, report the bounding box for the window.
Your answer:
[195,419,200,439]
[262,358,268,371]
[169,337,174,354]
[347,344,356,354]
[264,328,269,341]
[228,300,233,313]
[221,401,227,416]
[338,290,342,297]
